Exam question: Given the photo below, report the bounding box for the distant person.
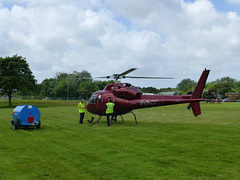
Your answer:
[105,97,115,126]
[78,99,86,124]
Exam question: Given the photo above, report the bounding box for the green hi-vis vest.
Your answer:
[106,102,115,114]
[78,102,85,113]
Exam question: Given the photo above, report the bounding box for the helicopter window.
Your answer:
[124,83,131,87]
[88,95,98,104]
[97,95,101,104]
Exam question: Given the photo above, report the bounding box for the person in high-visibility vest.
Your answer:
[78,99,86,124]
[105,97,115,126]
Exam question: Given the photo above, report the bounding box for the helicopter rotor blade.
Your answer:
[118,68,137,77]
[124,76,174,79]
[95,68,173,81]
[96,76,111,79]
[96,68,138,81]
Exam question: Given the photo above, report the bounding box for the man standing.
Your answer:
[105,97,115,126]
[78,99,86,124]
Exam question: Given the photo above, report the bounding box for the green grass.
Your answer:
[0,100,79,108]
[0,101,240,179]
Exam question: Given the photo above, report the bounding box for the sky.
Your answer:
[0,0,240,88]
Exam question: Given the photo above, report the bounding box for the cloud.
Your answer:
[226,0,240,4]
[0,0,240,88]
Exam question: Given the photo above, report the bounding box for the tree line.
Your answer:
[38,71,114,100]
[141,76,240,98]
[1,55,240,106]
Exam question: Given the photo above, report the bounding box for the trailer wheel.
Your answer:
[12,123,18,130]
[12,119,19,130]
[36,121,41,129]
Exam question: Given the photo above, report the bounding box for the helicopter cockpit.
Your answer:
[88,94,97,104]
[88,94,102,104]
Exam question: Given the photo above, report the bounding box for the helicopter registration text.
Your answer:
[140,100,158,105]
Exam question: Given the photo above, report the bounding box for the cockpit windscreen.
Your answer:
[88,95,98,104]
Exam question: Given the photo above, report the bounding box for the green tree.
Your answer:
[177,78,196,93]
[39,70,93,99]
[40,78,58,98]
[139,86,159,94]
[234,81,240,95]
[66,70,92,97]
[54,81,67,97]
[78,81,98,99]
[0,55,36,106]
[55,72,68,80]
[214,77,236,97]
[94,80,115,90]
[205,82,217,91]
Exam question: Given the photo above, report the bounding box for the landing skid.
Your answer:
[89,112,137,126]
[89,115,102,126]
[131,112,137,124]
[112,115,124,123]
[112,112,137,124]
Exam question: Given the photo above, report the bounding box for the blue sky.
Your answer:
[1,0,240,88]
[213,0,240,15]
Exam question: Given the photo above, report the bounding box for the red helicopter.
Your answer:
[86,68,210,125]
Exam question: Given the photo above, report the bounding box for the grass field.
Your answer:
[0,101,240,179]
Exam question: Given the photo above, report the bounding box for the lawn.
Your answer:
[0,101,240,179]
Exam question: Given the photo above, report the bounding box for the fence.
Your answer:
[1,96,84,101]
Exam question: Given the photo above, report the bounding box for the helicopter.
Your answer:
[86,68,210,125]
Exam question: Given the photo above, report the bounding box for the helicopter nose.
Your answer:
[86,102,94,114]
[86,102,90,111]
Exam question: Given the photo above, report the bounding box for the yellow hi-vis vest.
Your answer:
[106,102,115,114]
[78,102,85,113]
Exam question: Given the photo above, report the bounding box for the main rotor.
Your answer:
[97,68,173,82]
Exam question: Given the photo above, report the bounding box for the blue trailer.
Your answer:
[11,105,41,130]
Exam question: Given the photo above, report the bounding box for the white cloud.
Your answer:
[226,0,240,4]
[0,0,240,88]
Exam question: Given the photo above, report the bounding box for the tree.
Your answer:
[139,86,159,94]
[214,77,236,97]
[66,70,92,97]
[94,80,115,90]
[234,81,240,95]
[54,81,67,97]
[55,72,68,80]
[177,78,196,93]
[40,78,58,98]
[78,81,98,99]
[0,55,36,106]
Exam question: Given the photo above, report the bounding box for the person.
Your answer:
[78,99,86,124]
[105,97,115,126]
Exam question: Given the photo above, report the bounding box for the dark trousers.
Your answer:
[80,113,85,124]
[106,113,113,126]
